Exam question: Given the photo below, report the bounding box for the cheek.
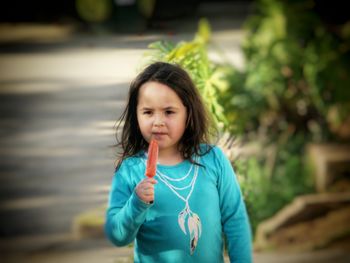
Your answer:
[173,115,187,135]
[137,116,151,131]
[136,114,144,130]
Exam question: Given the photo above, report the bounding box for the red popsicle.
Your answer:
[145,139,158,177]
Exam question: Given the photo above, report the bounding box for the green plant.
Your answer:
[144,19,228,130]
[234,134,313,233]
[222,0,350,141]
[222,0,350,234]
[75,0,113,23]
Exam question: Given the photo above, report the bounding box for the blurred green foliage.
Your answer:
[226,0,350,234]
[145,0,350,236]
[75,0,113,23]
[227,0,350,141]
[137,0,156,19]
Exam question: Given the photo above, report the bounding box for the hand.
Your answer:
[136,178,157,204]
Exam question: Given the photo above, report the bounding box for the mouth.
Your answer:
[152,132,167,139]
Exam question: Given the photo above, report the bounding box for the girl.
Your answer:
[105,62,252,262]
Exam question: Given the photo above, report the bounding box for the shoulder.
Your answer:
[112,153,146,188]
[199,144,230,167]
[199,143,227,159]
[115,153,145,176]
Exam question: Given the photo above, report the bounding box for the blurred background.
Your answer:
[0,0,349,262]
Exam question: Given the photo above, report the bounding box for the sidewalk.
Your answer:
[3,237,350,263]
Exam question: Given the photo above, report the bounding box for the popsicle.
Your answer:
[145,139,158,177]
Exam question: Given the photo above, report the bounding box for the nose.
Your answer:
[153,115,165,127]
[154,121,165,127]
[154,123,164,128]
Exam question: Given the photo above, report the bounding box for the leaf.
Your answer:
[188,213,201,254]
[192,213,202,237]
[194,18,211,44]
[178,209,187,235]
[190,234,198,255]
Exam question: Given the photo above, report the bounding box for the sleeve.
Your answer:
[104,161,152,246]
[215,147,252,263]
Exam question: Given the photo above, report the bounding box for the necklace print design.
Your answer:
[143,155,202,254]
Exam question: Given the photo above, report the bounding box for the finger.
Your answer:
[136,184,154,194]
[141,190,154,199]
[145,188,155,195]
[141,182,156,190]
[144,178,157,184]
[136,189,153,200]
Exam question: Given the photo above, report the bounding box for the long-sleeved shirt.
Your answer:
[105,145,252,263]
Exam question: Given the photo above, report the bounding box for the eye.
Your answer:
[143,110,152,115]
[165,110,175,115]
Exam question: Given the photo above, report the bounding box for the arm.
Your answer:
[216,147,252,263]
[105,163,152,246]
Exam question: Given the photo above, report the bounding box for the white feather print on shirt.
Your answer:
[177,204,202,254]
[178,208,188,234]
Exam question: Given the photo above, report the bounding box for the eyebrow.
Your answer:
[164,106,179,110]
[139,106,179,110]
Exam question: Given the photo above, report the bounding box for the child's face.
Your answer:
[137,81,187,154]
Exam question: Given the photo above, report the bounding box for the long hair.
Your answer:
[115,62,216,169]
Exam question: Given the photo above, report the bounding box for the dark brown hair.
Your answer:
[115,62,216,169]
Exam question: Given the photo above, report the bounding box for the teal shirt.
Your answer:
[105,145,252,262]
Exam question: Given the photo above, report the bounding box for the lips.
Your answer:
[152,132,167,139]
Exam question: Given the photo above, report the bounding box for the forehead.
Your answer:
[137,81,184,107]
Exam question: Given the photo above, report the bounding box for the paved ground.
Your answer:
[0,2,349,262]
[3,238,350,263]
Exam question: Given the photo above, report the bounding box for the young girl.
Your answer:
[105,62,252,262]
